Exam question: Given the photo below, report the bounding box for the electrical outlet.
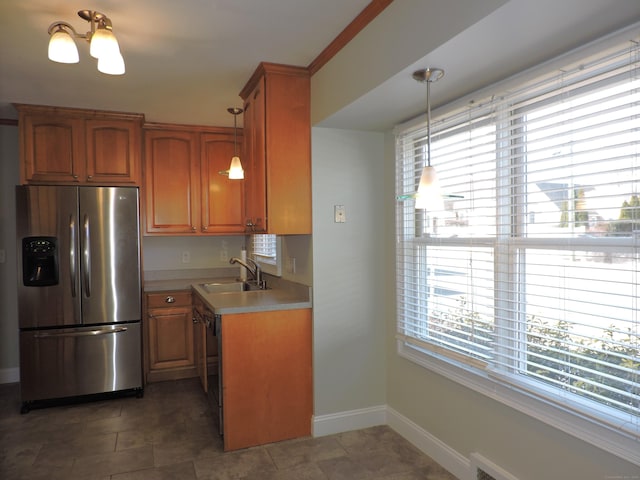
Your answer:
[181,251,191,263]
[334,205,346,223]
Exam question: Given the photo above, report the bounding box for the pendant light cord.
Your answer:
[426,79,432,167]
[233,113,238,156]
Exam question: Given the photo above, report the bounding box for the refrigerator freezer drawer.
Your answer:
[20,322,142,403]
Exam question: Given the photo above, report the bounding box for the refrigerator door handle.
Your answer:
[69,214,77,297]
[83,214,91,297]
[33,326,129,338]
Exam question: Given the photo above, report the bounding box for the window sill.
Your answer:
[397,340,640,467]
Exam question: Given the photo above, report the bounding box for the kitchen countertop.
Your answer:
[144,268,312,315]
[144,268,239,292]
[191,283,312,315]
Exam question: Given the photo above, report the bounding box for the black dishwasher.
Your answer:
[208,313,223,437]
[193,297,223,437]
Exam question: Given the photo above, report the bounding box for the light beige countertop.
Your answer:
[144,268,312,314]
[143,268,238,292]
[191,284,311,315]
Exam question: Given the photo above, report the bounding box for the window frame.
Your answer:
[250,234,282,276]
[394,26,640,466]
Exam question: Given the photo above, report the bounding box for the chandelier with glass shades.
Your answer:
[47,10,125,75]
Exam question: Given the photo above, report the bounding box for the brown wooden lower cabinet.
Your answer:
[221,308,312,451]
[145,291,312,450]
[145,291,197,382]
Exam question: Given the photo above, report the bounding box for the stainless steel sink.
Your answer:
[199,281,268,294]
[199,281,245,294]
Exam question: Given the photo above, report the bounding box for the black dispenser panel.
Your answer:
[22,237,59,286]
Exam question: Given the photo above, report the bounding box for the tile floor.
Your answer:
[0,378,458,480]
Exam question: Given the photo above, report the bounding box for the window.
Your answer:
[396,32,640,463]
[250,234,282,276]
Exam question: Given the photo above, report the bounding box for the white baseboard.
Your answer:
[0,367,19,384]
[312,404,387,437]
[313,404,470,480]
[386,406,470,480]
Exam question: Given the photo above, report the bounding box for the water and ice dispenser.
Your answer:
[22,237,59,286]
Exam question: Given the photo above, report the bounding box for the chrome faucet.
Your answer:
[229,256,265,289]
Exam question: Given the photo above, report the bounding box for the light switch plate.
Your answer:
[334,205,346,223]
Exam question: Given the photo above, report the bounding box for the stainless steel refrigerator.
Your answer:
[16,185,143,412]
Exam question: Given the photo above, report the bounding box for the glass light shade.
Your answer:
[48,29,79,63]
[415,165,444,211]
[90,28,119,59]
[97,50,125,75]
[228,156,244,180]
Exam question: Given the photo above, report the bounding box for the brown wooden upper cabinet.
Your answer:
[239,63,312,235]
[143,124,245,235]
[15,104,143,185]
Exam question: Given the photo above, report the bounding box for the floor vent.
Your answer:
[476,469,498,480]
[470,453,520,480]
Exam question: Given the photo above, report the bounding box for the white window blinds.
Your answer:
[250,234,282,276]
[251,234,277,263]
[396,36,640,438]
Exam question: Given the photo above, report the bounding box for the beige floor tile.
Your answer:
[152,435,224,467]
[265,435,347,469]
[193,447,278,480]
[111,460,198,480]
[70,445,154,478]
[0,379,458,480]
[34,431,118,468]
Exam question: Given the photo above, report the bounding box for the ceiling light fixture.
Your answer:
[412,67,444,211]
[47,10,125,75]
[223,107,244,180]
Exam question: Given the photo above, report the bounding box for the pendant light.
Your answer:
[413,68,444,211]
[227,107,244,180]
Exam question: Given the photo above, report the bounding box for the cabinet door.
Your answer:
[222,308,312,451]
[144,129,199,234]
[264,69,312,234]
[21,114,84,183]
[148,306,195,370]
[200,132,245,234]
[243,78,267,233]
[86,119,141,184]
[239,64,311,235]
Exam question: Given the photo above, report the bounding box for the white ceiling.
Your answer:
[0,0,371,126]
[316,0,640,131]
[1,1,640,131]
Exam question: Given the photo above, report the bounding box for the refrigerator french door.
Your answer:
[16,185,143,411]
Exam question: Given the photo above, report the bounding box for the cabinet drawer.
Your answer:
[146,291,192,308]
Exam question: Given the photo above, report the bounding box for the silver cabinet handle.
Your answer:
[69,214,77,298]
[165,296,175,304]
[83,214,91,297]
[34,326,128,338]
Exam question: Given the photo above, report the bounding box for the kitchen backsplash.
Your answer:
[142,236,245,271]
[142,234,312,286]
